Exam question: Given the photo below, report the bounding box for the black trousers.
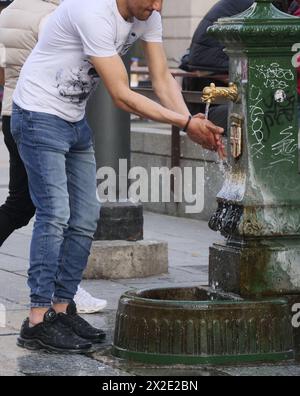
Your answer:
[0,116,35,246]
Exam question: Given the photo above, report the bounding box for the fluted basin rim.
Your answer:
[121,286,288,308]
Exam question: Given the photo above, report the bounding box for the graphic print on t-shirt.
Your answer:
[55,29,138,105]
[55,59,99,104]
[117,30,139,56]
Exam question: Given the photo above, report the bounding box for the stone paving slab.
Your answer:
[167,249,210,265]
[0,336,128,377]
[0,271,29,307]
[220,364,300,377]
[0,171,9,188]
[18,354,128,377]
[0,233,30,261]
[0,336,27,376]
[113,273,208,287]
[0,254,30,273]
[0,298,28,311]
[143,211,222,243]
[93,351,300,377]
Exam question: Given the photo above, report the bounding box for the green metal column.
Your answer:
[208,0,300,297]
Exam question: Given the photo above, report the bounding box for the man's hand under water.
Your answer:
[186,113,226,160]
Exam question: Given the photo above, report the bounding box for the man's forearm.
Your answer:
[153,73,191,117]
[116,87,189,130]
[90,55,190,129]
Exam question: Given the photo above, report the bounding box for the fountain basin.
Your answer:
[113,286,294,365]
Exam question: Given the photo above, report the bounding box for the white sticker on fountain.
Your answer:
[274,89,287,103]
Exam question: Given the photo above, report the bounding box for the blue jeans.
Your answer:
[11,103,100,308]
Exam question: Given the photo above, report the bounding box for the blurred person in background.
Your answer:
[0,1,11,115]
[180,0,295,133]
[288,0,300,13]
[0,0,107,315]
[180,0,254,134]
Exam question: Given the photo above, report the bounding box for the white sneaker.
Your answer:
[74,287,107,314]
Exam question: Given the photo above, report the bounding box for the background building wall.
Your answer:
[162,0,219,67]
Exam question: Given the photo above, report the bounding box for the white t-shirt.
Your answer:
[13,0,162,122]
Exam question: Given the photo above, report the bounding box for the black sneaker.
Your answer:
[58,301,106,344]
[17,308,92,354]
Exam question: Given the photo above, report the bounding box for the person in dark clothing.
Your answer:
[288,0,300,13]
[181,0,294,131]
[187,0,293,74]
[180,0,254,132]
[0,1,13,115]
[188,0,254,74]
[0,2,30,245]
[0,117,36,245]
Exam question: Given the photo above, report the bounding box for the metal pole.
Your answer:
[86,54,143,241]
[86,55,131,197]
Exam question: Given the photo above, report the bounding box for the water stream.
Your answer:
[204,102,231,176]
[205,102,211,120]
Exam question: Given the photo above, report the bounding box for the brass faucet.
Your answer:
[202,82,239,104]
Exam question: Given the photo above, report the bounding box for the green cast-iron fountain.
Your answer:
[113,0,300,364]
